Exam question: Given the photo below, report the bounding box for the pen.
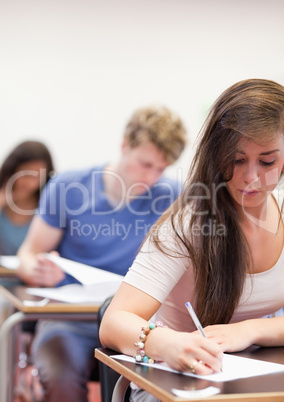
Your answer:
[185,301,223,372]
[185,302,207,338]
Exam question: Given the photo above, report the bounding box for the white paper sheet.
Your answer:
[0,255,20,270]
[44,253,123,285]
[112,353,284,382]
[171,387,220,398]
[26,280,121,303]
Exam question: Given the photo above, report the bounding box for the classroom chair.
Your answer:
[97,295,130,402]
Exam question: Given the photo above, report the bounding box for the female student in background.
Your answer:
[100,78,284,400]
[0,140,54,255]
[0,140,54,323]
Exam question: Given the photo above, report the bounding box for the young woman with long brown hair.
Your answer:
[100,79,284,401]
[0,140,54,255]
[0,140,54,324]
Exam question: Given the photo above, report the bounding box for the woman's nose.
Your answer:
[243,163,259,185]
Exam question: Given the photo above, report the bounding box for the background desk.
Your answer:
[0,266,17,277]
[95,347,284,402]
[0,285,100,402]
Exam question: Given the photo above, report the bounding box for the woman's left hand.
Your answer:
[204,321,255,352]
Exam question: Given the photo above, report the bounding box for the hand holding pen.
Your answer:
[185,301,223,373]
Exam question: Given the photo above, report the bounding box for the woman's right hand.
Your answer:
[30,252,65,287]
[159,328,223,375]
[19,252,65,287]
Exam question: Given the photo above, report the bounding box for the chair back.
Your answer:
[97,295,130,402]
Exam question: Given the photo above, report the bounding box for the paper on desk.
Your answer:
[171,387,220,398]
[44,253,123,285]
[112,353,284,382]
[26,281,122,303]
[0,255,20,270]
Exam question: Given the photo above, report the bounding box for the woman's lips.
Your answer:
[239,189,260,197]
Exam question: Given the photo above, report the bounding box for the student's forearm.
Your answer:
[100,310,150,356]
[205,317,284,352]
[251,317,284,347]
[101,310,223,374]
[100,309,176,363]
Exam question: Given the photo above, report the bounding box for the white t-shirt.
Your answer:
[124,190,284,331]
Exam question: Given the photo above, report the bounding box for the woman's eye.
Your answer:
[260,160,276,166]
[234,159,245,165]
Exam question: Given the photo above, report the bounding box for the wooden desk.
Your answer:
[0,266,17,277]
[95,347,284,402]
[0,285,100,402]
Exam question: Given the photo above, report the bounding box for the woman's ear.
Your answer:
[121,138,127,153]
[121,138,132,155]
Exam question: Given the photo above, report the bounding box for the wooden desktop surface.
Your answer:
[0,285,100,313]
[0,266,18,276]
[95,347,284,402]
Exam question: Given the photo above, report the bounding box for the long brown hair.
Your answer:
[0,140,55,200]
[151,79,284,326]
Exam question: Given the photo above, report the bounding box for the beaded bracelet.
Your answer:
[134,321,163,364]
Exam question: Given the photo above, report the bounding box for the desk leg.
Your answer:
[0,311,26,402]
[111,375,131,402]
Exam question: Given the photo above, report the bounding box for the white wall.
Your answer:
[1,0,284,182]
